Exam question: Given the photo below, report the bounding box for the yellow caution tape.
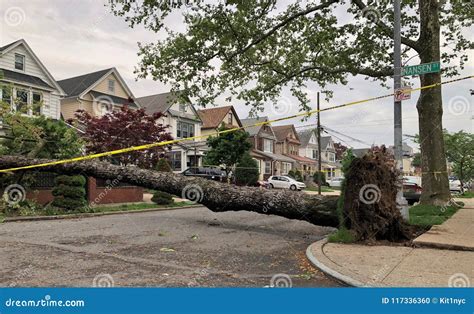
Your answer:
[1,75,472,173]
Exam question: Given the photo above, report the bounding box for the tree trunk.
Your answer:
[0,155,339,227]
[416,0,450,205]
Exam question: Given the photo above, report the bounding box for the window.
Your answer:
[15,89,28,113]
[263,139,273,153]
[227,112,233,125]
[329,153,335,162]
[312,149,318,159]
[265,161,271,174]
[108,79,115,93]
[166,151,182,171]
[15,54,25,71]
[177,121,195,138]
[282,162,291,175]
[1,87,11,105]
[32,92,42,115]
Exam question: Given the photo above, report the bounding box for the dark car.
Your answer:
[403,182,422,205]
[182,167,226,181]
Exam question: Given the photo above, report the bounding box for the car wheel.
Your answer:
[290,184,297,191]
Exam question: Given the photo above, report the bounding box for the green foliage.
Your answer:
[51,175,87,211]
[328,228,356,243]
[443,130,474,184]
[151,191,174,205]
[336,149,355,225]
[412,152,421,168]
[288,169,303,181]
[235,152,259,186]
[155,158,172,172]
[0,113,83,159]
[312,171,326,185]
[204,124,252,174]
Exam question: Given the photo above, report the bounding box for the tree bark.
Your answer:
[0,155,339,227]
[416,0,450,205]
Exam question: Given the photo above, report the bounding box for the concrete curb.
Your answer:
[3,204,203,223]
[306,239,368,287]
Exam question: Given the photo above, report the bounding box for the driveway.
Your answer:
[0,207,340,287]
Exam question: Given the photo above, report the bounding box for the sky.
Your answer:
[0,0,472,150]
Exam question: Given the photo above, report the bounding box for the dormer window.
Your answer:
[108,79,115,93]
[15,54,25,71]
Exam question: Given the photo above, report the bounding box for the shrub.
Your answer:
[312,171,327,185]
[288,169,303,181]
[155,158,172,172]
[235,153,259,186]
[52,175,87,211]
[151,191,174,205]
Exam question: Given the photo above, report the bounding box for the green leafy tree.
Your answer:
[288,169,303,181]
[412,152,422,168]
[111,0,473,205]
[204,123,252,176]
[444,131,474,189]
[235,152,259,186]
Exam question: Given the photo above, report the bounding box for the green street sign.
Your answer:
[401,61,440,76]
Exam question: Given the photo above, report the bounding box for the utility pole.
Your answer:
[394,0,409,220]
[317,92,322,195]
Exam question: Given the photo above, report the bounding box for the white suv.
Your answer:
[267,176,306,191]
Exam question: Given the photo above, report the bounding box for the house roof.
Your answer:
[352,148,371,158]
[57,68,112,98]
[0,68,54,90]
[257,151,296,163]
[297,129,317,146]
[0,39,22,52]
[321,136,332,149]
[90,91,137,108]
[197,106,241,129]
[287,154,317,164]
[240,116,274,138]
[272,125,300,143]
[137,91,201,121]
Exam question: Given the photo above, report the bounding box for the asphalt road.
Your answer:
[0,207,341,287]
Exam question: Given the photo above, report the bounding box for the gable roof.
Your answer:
[137,92,176,115]
[297,129,317,146]
[272,125,300,143]
[240,116,274,137]
[321,136,333,150]
[0,68,54,90]
[197,105,242,129]
[352,148,371,158]
[0,39,65,95]
[58,68,111,98]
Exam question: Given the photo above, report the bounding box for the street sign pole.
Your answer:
[394,0,409,220]
[317,92,322,196]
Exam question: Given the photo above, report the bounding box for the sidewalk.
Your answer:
[307,200,474,287]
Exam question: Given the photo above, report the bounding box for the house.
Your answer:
[137,92,203,172]
[58,67,138,120]
[272,124,303,176]
[197,105,242,139]
[320,136,342,178]
[389,143,415,175]
[240,117,295,180]
[352,148,371,158]
[297,129,320,180]
[0,39,65,122]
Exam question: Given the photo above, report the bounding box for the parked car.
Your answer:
[267,176,306,191]
[182,167,226,181]
[327,177,344,187]
[449,179,463,193]
[403,182,422,205]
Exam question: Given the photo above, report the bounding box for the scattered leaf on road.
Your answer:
[160,248,175,252]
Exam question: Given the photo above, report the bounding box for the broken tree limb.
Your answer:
[0,156,339,227]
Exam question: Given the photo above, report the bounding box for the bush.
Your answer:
[52,175,86,211]
[151,191,174,205]
[313,171,327,185]
[155,158,172,172]
[288,169,303,181]
[235,153,259,186]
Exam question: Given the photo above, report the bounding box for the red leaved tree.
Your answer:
[73,106,173,169]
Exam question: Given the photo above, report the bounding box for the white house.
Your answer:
[0,39,65,120]
[137,92,203,172]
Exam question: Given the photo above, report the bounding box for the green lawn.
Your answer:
[3,201,195,218]
[408,203,463,227]
[305,186,335,192]
[455,191,474,198]
[327,228,355,243]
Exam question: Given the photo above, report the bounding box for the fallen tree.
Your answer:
[0,156,339,227]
